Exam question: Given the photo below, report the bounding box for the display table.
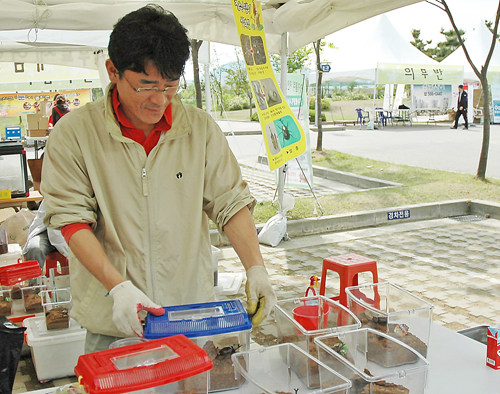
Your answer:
[20,322,500,393]
[427,322,500,392]
[25,136,49,159]
[0,190,43,211]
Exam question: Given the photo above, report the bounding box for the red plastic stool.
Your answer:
[319,253,378,307]
[44,251,69,277]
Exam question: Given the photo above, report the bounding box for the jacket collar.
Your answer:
[103,82,191,141]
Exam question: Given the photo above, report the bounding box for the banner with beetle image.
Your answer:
[232,0,306,171]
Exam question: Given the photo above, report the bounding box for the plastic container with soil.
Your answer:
[346,282,434,357]
[315,328,429,394]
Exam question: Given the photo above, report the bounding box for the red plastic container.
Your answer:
[75,335,213,393]
[0,260,41,286]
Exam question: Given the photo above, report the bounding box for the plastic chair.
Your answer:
[375,108,386,127]
[319,253,378,307]
[44,251,69,277]
[355,108,369,125]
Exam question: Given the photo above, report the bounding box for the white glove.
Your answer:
[245,266,277,327]
[109,280,164,337]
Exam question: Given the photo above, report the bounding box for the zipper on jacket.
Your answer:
[141,168,149,196]
[142,167,156,300]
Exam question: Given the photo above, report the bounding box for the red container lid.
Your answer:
[75,335,213,394]
[0,260,42,286]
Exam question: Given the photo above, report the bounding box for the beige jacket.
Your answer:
[41,85,255,337]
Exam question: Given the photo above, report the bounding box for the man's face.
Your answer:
[107,59,179,132]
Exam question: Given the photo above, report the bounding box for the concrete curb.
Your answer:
[209,199,499,247]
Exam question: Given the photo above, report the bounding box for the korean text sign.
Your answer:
[231,0,306,170]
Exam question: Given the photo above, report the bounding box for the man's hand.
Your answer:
[109,280,164,337]
[245,266,276,327]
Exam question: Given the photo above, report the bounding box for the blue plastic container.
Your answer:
[144,300,252,392]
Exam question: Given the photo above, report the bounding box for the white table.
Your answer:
[22,323,500,394]
[25,136,49,159]
[426,323,500,393]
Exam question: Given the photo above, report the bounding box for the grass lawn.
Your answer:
[251,149,500,225]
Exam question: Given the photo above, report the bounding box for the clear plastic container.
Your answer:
[315,328,429,394]
[232,343,351,393]
[346,282,434,357]
[41,288,72,330]
[144,300,252,392]
[21,284,47,313]
[75,335,212,394]
[274,295,361,356]
[0,288,12,316]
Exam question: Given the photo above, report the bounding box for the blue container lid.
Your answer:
[144,300,252,340]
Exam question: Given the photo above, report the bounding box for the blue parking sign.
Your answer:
[320,64,331,73]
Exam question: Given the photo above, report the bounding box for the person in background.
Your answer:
[41,5,276,353]
[451,84,468,130]
[49,94,70,126]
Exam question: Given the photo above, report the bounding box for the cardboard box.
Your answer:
[27,129,47,137]
[38,116,49,129]
[39,100,50,116]
[27,114,41,130]
[487,324,500,369]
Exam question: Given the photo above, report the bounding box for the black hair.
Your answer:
[459,84,464,88]
[108,5,190,81]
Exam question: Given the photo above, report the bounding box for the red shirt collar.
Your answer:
[111,86,172,155]
[111,86,172,131]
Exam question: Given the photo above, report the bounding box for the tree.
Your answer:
[410,29,433,54]
[411,27,465,61]
[270,45,314,73]
[190,39,203,109]
[426,0,500,180]
[225,52,254,117]
[210,65,226,116]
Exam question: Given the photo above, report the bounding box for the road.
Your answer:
[222,121,500,179]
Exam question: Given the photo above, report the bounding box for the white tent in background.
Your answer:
[0,0,423,56]
[321,14,438,83]
[441,20,500,83]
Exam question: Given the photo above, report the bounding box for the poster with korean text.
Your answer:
[232,0,306,170]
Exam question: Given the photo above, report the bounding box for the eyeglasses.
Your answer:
[122,74,182,97]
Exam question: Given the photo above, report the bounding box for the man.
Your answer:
[451,84,468,130]
[41,5,276,352]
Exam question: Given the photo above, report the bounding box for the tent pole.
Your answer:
[204,42,212,115]
[277,32,288,214]
[94,49,110,90]
[369,65,378,129]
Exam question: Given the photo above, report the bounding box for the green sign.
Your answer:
[377,63,463,84]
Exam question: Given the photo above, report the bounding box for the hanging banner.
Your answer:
[283,73,313,189]
[377,63,463,85]
[0,89,92,117]
[491,84,500,124]
[232,0,306,170]
[411,84,453,111]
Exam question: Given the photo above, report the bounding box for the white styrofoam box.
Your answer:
[24,316,86,382]
[0,243,22,267]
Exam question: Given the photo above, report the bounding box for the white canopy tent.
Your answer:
[0,0,423,57]
[320,14,439,83]
[441,20,500,83]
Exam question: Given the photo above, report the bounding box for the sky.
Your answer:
[192,0,499,76]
